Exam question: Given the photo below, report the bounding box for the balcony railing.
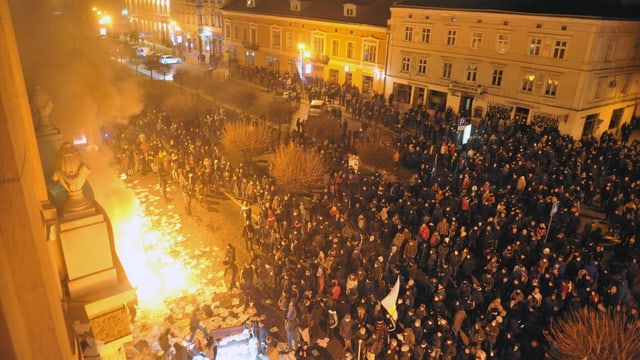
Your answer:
[311,54,330,65]
[242,41,259,51]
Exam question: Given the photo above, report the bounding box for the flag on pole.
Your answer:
[431,154,438,180]
[380,277,401,321]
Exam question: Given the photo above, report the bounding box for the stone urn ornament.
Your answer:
[52,142,93,215]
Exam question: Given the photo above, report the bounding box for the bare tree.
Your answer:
[545,307,640,360]
[355,140,395,171]
[221,120,274,159]
[269,144,328,194]
[266,101,295,143]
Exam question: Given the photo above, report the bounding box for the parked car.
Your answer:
[308,100,326,117]
[135,47,154,57]
[273,90,295,102]
[158,55,182,65]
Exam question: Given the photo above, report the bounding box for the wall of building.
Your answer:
[221,11,387,94]
[385,6,640,138]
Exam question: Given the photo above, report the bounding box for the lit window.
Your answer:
[522,74,535,93]
[545,79,559,96]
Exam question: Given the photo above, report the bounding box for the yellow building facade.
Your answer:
[220,0,391,94]
[386,2,640,138]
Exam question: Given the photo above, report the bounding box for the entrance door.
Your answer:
[329,69,339,82]
[413,87,425,108]
[514,106,530,124]
[362,75,374,94]
[609,108,624,133]
[582,113,598,137]
[459,95,474,117]
[345,72,353,85]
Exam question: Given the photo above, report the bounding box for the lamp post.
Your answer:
[297,43,305,79]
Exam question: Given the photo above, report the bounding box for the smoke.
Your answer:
[8,0,143,141]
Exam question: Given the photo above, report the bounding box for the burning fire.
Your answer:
[111,195,196,317]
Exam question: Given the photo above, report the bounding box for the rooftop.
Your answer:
[221,0,395,27]
[394,0,640,20]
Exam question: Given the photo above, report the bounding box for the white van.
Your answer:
[308,100,325,117]
[135,47,154,57]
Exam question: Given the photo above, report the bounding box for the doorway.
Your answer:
[459,95,474,117]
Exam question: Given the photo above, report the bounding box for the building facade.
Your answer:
[220,0,393,94]
[386,0,640,138]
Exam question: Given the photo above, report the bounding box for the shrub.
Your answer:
[270,144,328,194]
[355,140,395,171]
[544,307,640,360]
[221,120,273,159]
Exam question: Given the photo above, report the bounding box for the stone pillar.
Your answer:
[0,0,75,358]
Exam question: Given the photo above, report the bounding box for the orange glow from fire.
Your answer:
[111,197,195,315]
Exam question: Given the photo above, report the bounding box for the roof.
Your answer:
[221,0,394,27]
[393,0,640,20]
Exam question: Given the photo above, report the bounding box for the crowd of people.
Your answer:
[109,67,640,359]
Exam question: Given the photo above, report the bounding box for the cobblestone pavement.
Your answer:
[110,172,324,360]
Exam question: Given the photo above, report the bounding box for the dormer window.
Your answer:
[290,0,300,11]
[343,3,356,17]
[247,0,255,8]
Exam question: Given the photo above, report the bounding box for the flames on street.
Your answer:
[110,193,197,319]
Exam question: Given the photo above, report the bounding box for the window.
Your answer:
[404,26,413,41]
[492,69,503,87]
[233,25,239,40]
[497,34,509,53]
[466,65,478,82]
[633,41,640,60]
[594,77,605,100]
[529,38,542,56]
[346,41,355,59]
[471,32,483,49]
[421,27,431,43]
[604,41,614,62]
[247,0,255,7]
[250,27,257,44]
[271,28,281,48]
[331,39,340,57]
[363,42,377,63]
[545,79,559,96]
[344,4,356,17]
[447,30,457,46]
[242,27,248,42]
[522,75,535,93]
[442,62,452,79]
[401,56,411,72]
[224,21,231,39]
[417,58,427,75]
[553,40,567,59]
[312,35,325,54]
[621,75,630,94]
[286,32,294,49]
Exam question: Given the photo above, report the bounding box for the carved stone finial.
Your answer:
[53,142,93,214]
[30,85,55,132]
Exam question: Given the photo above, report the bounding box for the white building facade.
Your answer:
[386,2,640,138]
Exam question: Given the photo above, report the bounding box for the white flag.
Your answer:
[380,277,401,321]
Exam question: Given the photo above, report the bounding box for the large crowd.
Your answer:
[110,67,640,359]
